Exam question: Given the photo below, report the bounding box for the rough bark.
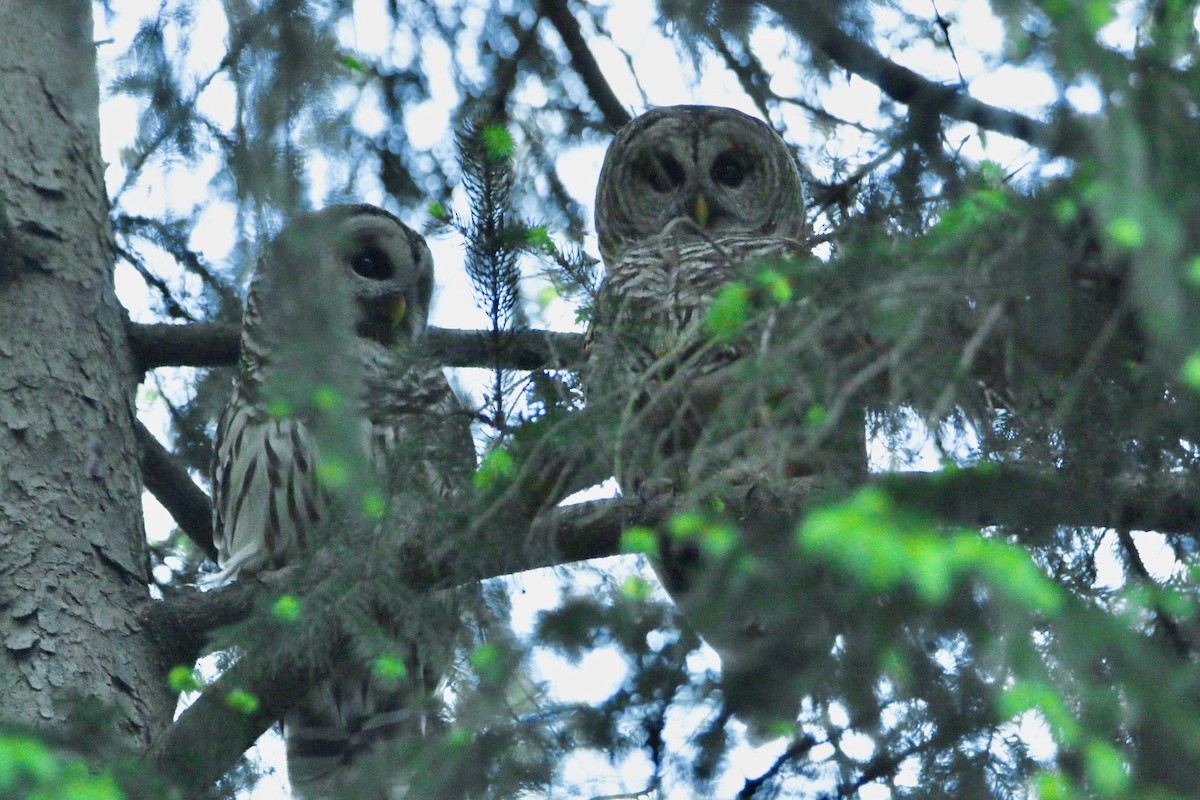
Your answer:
[0,0,173,745]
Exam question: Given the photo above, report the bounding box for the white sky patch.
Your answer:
[505,567,567,637]
[839,729,877,762]
[969,65,1057,114]
[860,782,894,800]
[341,0,392,56]
[558,747,654,798]
[1065,78,1104,114]
[534,646,629,704]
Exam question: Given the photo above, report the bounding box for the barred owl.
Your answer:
[210,204,473,797]
[587,107,818,712]
[589,105,807,495]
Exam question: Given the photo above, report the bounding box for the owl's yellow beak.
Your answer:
[692,194,711,228]
[389,295,407,328]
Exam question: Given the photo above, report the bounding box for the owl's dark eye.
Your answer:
[711,151,751,188]
[634,152,686,193]
[349,243,393,280]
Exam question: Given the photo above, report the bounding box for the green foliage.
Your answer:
[310,385,342,412]
[360,488,387,520]
[480,125,515,161]
[427,200,450,223]
[524,225,555,253]
[799,487,1064,611]
[1179,353,1200,389]
[270,595,302,623]
[703,282,752,342]
[339,54,365,73]
[223,690,260,716]
[315,455,349,488]
[1104,216,1144,250]
[0,735,123,800]
[371,654,408,683]
[472,448,515,489]
[167,665,203,693]
[619,526,659,557]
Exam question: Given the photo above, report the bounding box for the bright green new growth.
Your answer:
[0,735,123,800]
[1180,353,1200,390]
[316,456,349,489]
[224,690,260,716]
[468,643,504,682]
[473,448,515,489]
[372,654,408,683]
[704,282,751,342]
[311,385,341,412]
[168,665,203,693]
[620,526,658,558]
[797,487,1063,612]
[525,226,555,253]
[271,595,302,623]
[1105,216,1144,249]
[480,125,514,161]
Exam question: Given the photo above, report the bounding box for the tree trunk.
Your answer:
[0,0,172,746]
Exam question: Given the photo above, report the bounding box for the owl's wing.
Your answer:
[207,397,322,586]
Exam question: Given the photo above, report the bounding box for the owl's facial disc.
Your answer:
[629,141,758,234]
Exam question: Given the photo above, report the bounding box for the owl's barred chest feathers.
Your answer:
[592,232,803,381]
[600,232,801,325]
[211,346,454,582]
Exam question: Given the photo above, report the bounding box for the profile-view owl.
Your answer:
[210,204,474,798]
[589,104,808,495]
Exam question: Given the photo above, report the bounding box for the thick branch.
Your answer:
[126,320,587,371]
[143,498,653,670]
[769,3,1064,154]
[144,491,643,790]
[146,466,1200,666]
[877,467,1200,533]
[538,0,632,129]
[149,635,321,794]
[127,320,239,371]
[145,463,1200,787]
[136,421,217,561]
[426,326,586,369]
[141,567,297,673]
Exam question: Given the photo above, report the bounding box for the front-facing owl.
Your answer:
[211,204,474,798]
[588,107,818,721]
[589,105,807,494]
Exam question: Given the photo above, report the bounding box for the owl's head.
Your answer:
[251,204,435,348]
[594,105,806,264]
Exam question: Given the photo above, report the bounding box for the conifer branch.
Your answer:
[767,2,1064,154]
[126,320,587,371]
[145,466,1200,663]
[135,421,218,561]
[538,0,632,130]
[148,627,325,794]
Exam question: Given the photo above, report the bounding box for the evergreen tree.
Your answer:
[3,1,1200,798]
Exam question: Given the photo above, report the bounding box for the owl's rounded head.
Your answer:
[594,105,806,264]
[256,204,434,347]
